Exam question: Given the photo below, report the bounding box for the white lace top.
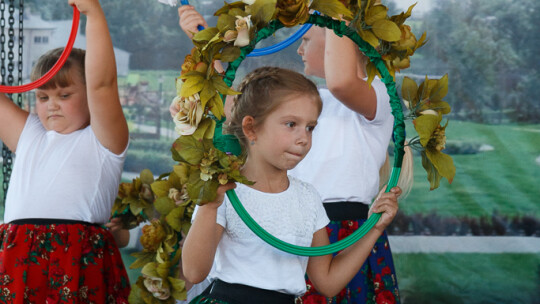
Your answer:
[194,176,329,296]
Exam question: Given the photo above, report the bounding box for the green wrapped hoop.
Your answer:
[215,14,405,256]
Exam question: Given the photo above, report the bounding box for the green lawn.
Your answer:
[394,253,540,304]
[402,121,540,218]
[121,250,540,304]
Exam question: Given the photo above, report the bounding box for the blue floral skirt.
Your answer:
[301,220,400,304]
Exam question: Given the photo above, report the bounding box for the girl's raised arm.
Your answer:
[69,0,128,155]
[324,29,377,120]
[0,93,28,153]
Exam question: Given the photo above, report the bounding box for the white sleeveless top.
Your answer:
[4,114,127,224]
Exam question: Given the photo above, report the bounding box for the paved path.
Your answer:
[389,236,540,253]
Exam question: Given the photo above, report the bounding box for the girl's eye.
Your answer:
[307,125,316,132]
[38,96,48,102]
[60,94,71,99]
[285,122,296,128]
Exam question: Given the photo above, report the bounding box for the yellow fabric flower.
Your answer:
[276,0,310,27]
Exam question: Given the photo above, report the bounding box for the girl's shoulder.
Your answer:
[288,175,321,200]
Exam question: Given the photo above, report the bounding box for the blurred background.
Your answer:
[0,0,538,303]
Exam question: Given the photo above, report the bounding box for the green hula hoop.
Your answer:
[215,14,405,256]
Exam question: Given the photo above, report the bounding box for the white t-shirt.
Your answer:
[4,114,127,224]
[290,77,393,204]
[193,176,329,296]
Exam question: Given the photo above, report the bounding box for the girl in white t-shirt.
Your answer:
[181,66,401,304]
[292,26,412,304]
[0,0,130,302]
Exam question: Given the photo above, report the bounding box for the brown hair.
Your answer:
[30,47,86,89]
[226,66,322,153]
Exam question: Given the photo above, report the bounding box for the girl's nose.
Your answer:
[296,130,309,145]
[47,99,60,110]
[297,44,303,56]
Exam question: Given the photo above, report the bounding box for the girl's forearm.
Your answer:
[316,228,383,297]
[84,10,117,90]
[181,206,221,283]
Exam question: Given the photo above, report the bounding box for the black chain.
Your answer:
[16,0,22,109]
[1,0,22,205]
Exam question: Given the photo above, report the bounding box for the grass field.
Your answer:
[119,249,540,304]
[394,253,540,304]
[401,121,540,218]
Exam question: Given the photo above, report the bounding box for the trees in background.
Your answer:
[24,0,539,122]
[417,0,540,122]
[26,0,190,69]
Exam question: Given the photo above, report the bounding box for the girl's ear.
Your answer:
[242,115,257,142]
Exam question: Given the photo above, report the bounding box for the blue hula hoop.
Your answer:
[180,0,310,57]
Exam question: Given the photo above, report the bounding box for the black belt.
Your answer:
[323,202,369,221]
[202,279,296,304]
[9,218,100,227]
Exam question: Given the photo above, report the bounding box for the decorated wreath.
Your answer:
[112,0,456,302]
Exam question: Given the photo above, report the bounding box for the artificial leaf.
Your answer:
[165,206,185,232]
[217,14,236,32]
[173,163,191,185]
[421,151,442,190]
[179,74,205,98]
[141,262,159,278]
[220,45,242,62]
[358,29,380,48]
[228,8,248,18]
[390,3,416,26]
[417,76,435,101]
[130,251,156,269]
[168,170,181,188]
[215,1,246,16]
[426,149,455,184]
[192,117,216,140]
[156,262,171,279]
[199,80,216,107]
[413,114,441,147]
[127,285,146,304]
[151,180,171,198]
[187,171,219,204]
[172,135,206,165]
[181,221,192,236]
[212,75,241,95]
[140,169,155,185]
[154,197,175,215]
[170,276,188,300]
[366,62,381,87]
[208,94,225,120]
[370,19,401,42]
[193,27,220,43]
[251,0,278,25]
[416,31,428,49]
[129,202,144,217]
[310,0,353,20]
[365,5,387,25]
[429,74,448,102]
[423,100,451,115]
[401,76,418,107]
[202,32,225,53]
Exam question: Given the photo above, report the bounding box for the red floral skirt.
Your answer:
[302,220,400,304]
[0,221,130,303]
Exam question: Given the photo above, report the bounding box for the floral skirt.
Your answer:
[301,220,400,304]
[0,221,131,303]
